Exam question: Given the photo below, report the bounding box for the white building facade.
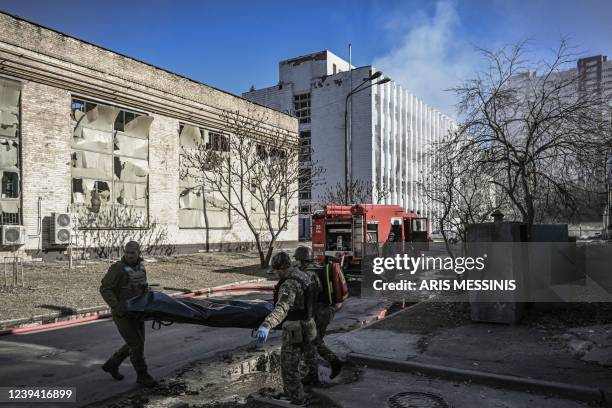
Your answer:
[0,12,299,256]
[244,51,455,239]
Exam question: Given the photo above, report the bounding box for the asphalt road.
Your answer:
[0,291,386,407]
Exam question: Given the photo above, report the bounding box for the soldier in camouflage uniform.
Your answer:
[256,251,317,405]
[100,241,157,387]
[293,246,344,385]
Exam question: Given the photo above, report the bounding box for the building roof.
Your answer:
[0,10,292,118]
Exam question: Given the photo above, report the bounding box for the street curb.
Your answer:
[347,353,608,405]
[0,278,273,335]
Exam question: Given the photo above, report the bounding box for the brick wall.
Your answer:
[0,12,299,252]
[21,81,72,250]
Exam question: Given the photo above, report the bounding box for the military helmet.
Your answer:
[271,251,292,270]
[294,245,314,262]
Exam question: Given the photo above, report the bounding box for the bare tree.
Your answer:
[180,108,322,268]
[178,125,220,253]
[77,207,174,259]
[320,178,391,206]
[451,40,612,238]
[421,133,500,256]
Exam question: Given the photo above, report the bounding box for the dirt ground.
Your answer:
[373,300,612,336]
[0,252,269,323]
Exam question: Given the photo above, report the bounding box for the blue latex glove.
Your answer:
[256,326,270,342]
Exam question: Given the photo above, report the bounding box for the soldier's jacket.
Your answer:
[263,267,312,329]
[100,257,148,310]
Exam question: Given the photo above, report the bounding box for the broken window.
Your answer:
[178,123,230,229]
[256,144,268,160]
[179,124,204,148]
[1,171,19,198]
[0,78,21,225]
[209,132,229,152]
[269,147,286,161]
[293,93,311,124]
[71,96,150,228]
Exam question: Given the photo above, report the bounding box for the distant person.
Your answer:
[382,231,398,282]
[293,246,344,385]
[99,241,157,387]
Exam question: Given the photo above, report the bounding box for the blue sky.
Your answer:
[1,0,610,116]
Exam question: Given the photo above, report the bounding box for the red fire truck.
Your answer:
[311,204,429,269]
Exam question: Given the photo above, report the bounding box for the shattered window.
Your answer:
[178,124,230,229]
[256,144,268,160]
[209,132,229,152]
[0,78,21,225]
[2,172,19,198]
[71,96,151,228]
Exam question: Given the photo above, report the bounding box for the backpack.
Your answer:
[316,261,349,306]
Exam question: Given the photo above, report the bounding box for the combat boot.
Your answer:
[329,358,343,379]
[136,371,158,387]
[101,361,124,381]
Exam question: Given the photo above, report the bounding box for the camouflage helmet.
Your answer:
[271,251,292,270]
[294,245,314,262]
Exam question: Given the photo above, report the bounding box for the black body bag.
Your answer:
[126,291,273,329]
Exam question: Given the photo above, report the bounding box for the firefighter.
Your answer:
[100,241,157,387]
[255,251,317,405]
[382,231,398,282]
[293,246,343,384]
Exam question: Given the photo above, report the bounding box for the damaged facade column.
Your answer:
[0,78,21,225]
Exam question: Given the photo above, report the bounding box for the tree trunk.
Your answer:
[254,233,266,268]
[263,234,279,268]
[202,187,210,253]
[440,218,455,258]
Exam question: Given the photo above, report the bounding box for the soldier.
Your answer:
[256,251,317,405]
[293,246,343,385]
[99,241,157,387]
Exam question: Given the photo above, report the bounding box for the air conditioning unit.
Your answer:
[50,213,72,245]
[1,225,26,246]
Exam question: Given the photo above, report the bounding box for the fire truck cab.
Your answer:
[311,204,429,268]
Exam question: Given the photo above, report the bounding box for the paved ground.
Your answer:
[318,367,592,408]
[359,301,612,390]
[322,299,612,408]
[0,290,387,407]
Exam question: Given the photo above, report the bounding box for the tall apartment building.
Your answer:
[244,51,455,240]
[577,55,612,96]
[0,12,298,255]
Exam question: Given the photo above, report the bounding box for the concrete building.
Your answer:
[577,55,612,96]
[0,12,298,256]
[244,51,455,240]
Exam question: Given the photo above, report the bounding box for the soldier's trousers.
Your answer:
[107,315,147,373]
[281,341,315,401]
[305,305,339,379]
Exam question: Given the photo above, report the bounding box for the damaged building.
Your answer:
[0,12,298,254]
